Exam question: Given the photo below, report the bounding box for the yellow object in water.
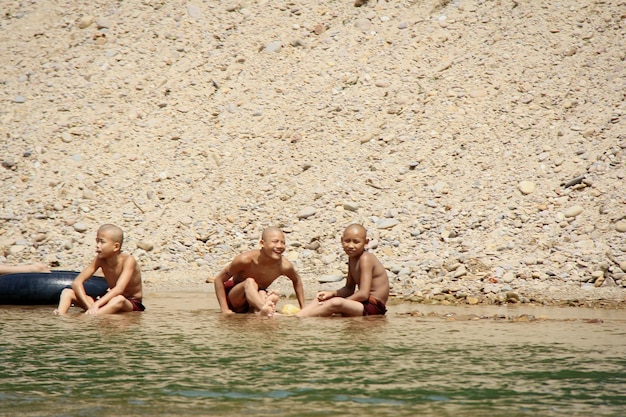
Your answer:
[280,304,301,315]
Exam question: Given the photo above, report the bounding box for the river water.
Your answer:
[0,291,624,417]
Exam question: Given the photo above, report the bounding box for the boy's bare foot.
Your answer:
[258,291,280,317]
[266,291,280,305]
[259,302,276,317]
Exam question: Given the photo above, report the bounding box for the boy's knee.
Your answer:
[60,288,75,298]
[243,277,258,288]
[327,297,345,311]
[111,295,126,305]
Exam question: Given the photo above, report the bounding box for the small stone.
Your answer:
[285,251,299,261]
[318,274,344,283]
[95,17,111,29]
[582,127,595,138]
[564,205,584,218]
[13,96,26,103]
[73,222,89,233]
[2,160,16,169]
[8,245,26,255]
[502,272,515,283]
[304,241,320,250]
[506,292,520,301]
[469,89,488,98]
[453,265,467,278]
[354,18,371,32]
[432,181,449,194]
[83,189,97,200]
[61,132,73,143]
[77,16,94,29]
[376,218,399,229]
[137,241,154,251]
[296,206,317,219]
[187,5,201,18]
[518,180,536,195]
[615,221,626,233]
[343,201,360,212]
[264,41,282,53]
[594,275,605,287]
[466,296,479,305]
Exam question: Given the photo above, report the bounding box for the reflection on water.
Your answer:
[0,292,624,417]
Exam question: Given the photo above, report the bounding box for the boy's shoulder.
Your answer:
[279,255,296,271]
[118,252,137,264]
[235,249,262,263]
[353,251,380,265]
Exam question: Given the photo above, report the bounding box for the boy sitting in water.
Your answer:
[296,224,389,317]
[54,224,144,315]
[213,226,305,317]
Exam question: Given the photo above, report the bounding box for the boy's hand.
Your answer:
[85,305,99,315]
[316,291,333,302]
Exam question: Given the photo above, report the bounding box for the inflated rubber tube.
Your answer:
[0,270,109,305]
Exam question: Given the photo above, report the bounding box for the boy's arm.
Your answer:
[214,265,234,314]
[213,254,250,313]
[86,256,136,314]
[335,280,357,298]
[72,258,100,309]
[283,263,305,308]
[321,275,356,300]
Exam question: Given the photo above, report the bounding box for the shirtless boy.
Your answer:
[214,226,305,317]
[54,224,144,315]
[296,224,389,317]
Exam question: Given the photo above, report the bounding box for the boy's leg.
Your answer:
[226,281,251,312]
[96,295,134,314]
[54,288,78,314]
[241,279,279,316]
[296,297,364,317]
[226,279,279,315]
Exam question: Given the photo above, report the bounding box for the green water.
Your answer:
[0,291,624,417]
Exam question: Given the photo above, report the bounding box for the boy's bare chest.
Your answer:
[100,263,122,280]
[241,263,282,284]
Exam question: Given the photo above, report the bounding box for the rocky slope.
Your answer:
[1,0,625,306]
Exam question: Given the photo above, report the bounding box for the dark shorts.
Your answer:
[126,297,145,312]
[362,295,386,316]
[224,279,249,313]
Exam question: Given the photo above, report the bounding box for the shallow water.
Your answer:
[0,291,624,417]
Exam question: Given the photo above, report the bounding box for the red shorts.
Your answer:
[126,297,145,311]
[362,295,386,316]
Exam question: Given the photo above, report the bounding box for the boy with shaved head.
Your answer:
[213,226,305,317]
[54,224,144,315]
[296,224,389,317]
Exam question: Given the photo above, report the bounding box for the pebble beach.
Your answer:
[1,0,625,308]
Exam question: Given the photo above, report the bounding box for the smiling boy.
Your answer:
[296,224,389,317]
[54,224,144,315]
[213,226,305,317]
